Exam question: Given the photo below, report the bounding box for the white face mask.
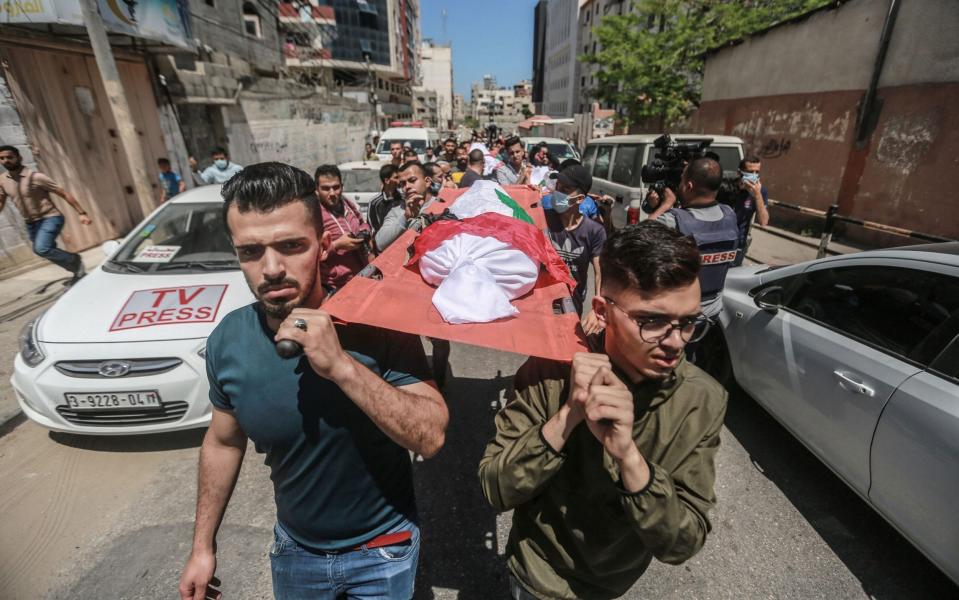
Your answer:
[214,159,229,170]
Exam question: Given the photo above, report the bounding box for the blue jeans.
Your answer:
[270,518,420,600]
[26,215,79,273]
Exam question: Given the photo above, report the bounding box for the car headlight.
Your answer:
[19,317,45,367]
[196,343,207,359]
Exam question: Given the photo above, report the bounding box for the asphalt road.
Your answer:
[0,338,956,599]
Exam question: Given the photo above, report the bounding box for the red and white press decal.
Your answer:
[700,250,738,265]
[110,285,228,332]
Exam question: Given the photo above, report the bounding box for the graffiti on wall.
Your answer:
[757,137,792,159]
[731,107,851,144]
[874,113,936,175]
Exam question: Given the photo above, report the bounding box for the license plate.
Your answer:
[63,391,161,411]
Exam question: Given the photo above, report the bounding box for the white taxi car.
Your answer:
[12,185,254,435]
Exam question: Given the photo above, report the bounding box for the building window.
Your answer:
[242,3,261,38]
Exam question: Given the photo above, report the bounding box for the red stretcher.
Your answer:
[323,185,588,361]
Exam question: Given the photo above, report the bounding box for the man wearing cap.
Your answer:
[544,164,606,317]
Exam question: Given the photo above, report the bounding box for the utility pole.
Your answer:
[79,0,155,219]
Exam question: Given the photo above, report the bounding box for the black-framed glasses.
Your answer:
[603,297,712,343]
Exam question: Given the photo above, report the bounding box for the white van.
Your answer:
[582,134,745,229]
[522,137,580,163]
[375,127,439,162]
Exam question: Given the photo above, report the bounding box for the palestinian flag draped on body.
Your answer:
[406,181,574,324]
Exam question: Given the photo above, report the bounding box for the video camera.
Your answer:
[640,134,713,197]
[640,133,741,206]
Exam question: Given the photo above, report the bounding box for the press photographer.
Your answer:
[644,156,739,327]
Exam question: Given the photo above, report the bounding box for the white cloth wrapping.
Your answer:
[530,166,551,186]
[448,180,515,220]
[468,142,504,175]
[419,233,539,324]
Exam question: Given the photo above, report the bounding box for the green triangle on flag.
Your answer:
[495,189,534,224]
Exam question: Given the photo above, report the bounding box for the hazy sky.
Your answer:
[420,0,537,98]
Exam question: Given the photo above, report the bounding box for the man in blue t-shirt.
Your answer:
[158,157,184,202]
[178,163,448,600]
[724,155,769,266]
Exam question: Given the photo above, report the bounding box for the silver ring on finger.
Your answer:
[293,318,308,332]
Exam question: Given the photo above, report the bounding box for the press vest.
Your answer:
[669,204,739,298]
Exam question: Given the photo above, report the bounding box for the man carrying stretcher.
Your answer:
[479,222,728,599]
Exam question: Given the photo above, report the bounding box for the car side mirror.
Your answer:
[100,239,120,258]
[754,286,784,312]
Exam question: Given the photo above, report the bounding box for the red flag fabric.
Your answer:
[405,212,577,290]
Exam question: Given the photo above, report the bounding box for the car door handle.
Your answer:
[833,370,875,397]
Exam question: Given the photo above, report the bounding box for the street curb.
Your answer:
[0,411,26,439]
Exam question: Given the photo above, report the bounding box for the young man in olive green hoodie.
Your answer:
[480,222,728,599]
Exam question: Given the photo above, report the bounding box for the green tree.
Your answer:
[584,0,830,127]
[464,116,480,129]
[521,107,535,119]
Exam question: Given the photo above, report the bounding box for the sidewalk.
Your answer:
[746,224,858,266]
[0,247,103,430]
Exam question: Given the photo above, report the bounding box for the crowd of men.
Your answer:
[1,123,751,599]
[166,129,774,600]
[0,131,771,599]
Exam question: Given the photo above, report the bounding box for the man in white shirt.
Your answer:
[189,147,244,185]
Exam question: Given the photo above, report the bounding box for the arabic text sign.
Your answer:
[134,245,180,263]
[0,0,192,49]
[110,285,228,332]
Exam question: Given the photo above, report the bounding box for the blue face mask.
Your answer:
[741,171,760,184]
[214,159,229,170]
[551,190,573,214]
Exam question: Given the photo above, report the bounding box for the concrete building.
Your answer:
[452,93,465,124]
[687,0,959,242]
[514,79,532,100]
[154,1,371,172]
[470,82,534,135]
[532,0,549,112]
[415,39,453,128]
[413,88,439,128]
[574,0,635,115]
[276,0,420,130]
[542,0,579,117]
[0,5,194,274]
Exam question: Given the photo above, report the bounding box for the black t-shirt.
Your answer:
[723,185,768,241]
[458,169,483,188]
[545,209,607,312]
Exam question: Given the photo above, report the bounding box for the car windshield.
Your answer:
[529,143,578,161]
[377,139,428,153]
[341,169,382,193]
[107,202,238,273]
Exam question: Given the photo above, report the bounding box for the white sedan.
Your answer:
[12,185,253,435]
